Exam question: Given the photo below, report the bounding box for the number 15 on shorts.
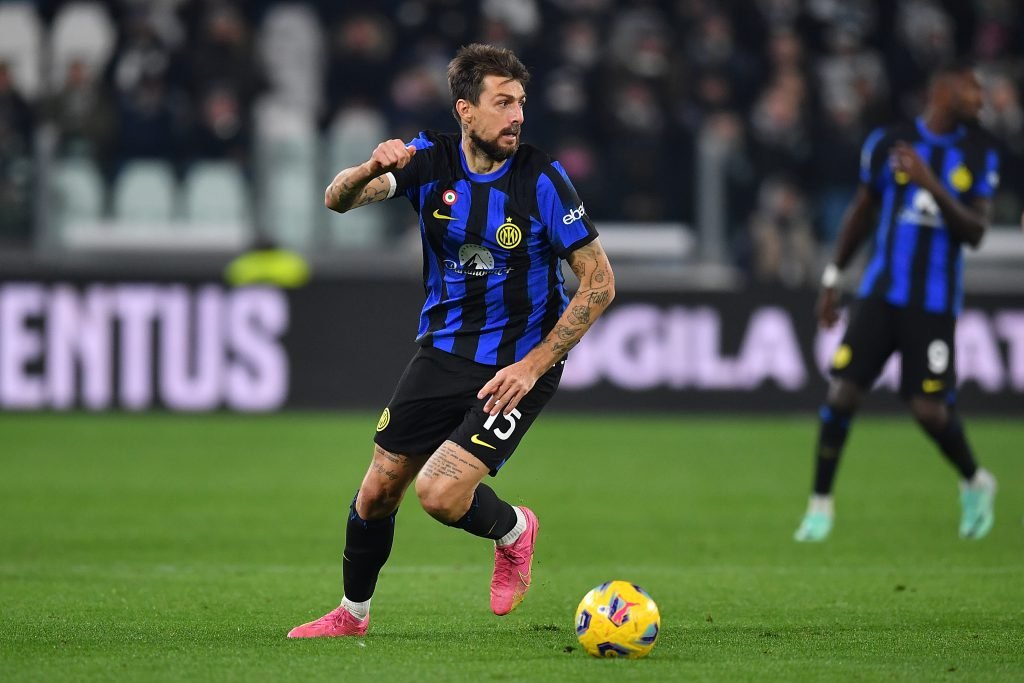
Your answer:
[483,408,522,441]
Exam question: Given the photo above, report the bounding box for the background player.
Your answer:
[794,60,1000,543]
[288,44,615,637]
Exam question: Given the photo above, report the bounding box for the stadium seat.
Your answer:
[324,108,389,247]
[112,160,177,225]
[262,163,318,250]
[258,4,323,115]
[182,161,250,228]
[253,96,318,167]
[50,1,115,90]
[325,107,387,172]
[253,97,319,249]
[0,2,44,98]
[51,158,105,230]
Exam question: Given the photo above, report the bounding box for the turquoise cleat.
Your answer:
[959,469,997,539]
[794,510,833,542]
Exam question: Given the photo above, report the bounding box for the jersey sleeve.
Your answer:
[535,161,598,258]
[389,132,437,210]
[971,148,1000,200]
[858,127,889,193]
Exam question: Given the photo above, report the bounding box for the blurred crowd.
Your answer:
[1,0,1023,285]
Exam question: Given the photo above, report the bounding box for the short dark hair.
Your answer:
[447,43,530,124]
[930,57,977,84]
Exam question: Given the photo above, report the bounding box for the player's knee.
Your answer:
[910,397,948,433]
[827,380,862,414]
[415,477,462,523]
[355,485,401,520]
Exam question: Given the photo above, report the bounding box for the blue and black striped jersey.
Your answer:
[389,131,598,365]
[857,117,1000,315]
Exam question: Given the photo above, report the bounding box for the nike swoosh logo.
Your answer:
[471,433,496,450]
[433,209,456,220]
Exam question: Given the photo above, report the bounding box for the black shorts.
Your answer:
[830,298,956,400]
[373,346,563,475]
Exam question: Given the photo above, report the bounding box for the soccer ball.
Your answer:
[574,580,661,659]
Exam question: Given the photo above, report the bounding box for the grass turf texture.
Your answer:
[1,413,1022,682]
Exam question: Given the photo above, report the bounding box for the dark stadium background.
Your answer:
[0,0,1022,411]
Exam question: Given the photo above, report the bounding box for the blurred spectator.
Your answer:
[887,0,956,116]
[326,14,396,116]
[190,86,250,165]
[114,74,186,167]
[749,74,814,181]
[46,59,115,171]
[1,0,1019,271]
[182,4,262,104]
[810,94,866,244]
[973,0,1019,62]
[180,4,262,168]
[0,62,33,154]
[106,8,177,95]
[0,62,34,242]
[817,25,889,127]
[980,71,1024,223]
[745,176,817,287]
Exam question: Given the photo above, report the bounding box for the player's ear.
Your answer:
[455,99,473,125]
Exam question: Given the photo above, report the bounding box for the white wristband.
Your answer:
[821,263,840,289]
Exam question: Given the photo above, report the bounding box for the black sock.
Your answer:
[449,483,517,540]
[922,411,978,481]
[342,494,396,602]
[813,405,853,496]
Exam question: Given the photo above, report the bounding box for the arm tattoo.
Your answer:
[537,241,614,362]
[568,305,591,325]
[351,176,391,208]
[328,171,390,212]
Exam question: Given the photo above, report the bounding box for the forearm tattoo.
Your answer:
[351,176,391,208]
[329,172,389,210]
[420,442,481,482]
[540,244,613,360]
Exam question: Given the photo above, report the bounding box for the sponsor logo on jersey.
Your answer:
[562,203,586,225]
[444,244,513,276]
[899,189,943,227]
[496,217,522,249]
[432,209,456,221]
[922,379,945,393]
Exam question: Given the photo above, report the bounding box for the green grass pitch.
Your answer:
[2,413,1022,681]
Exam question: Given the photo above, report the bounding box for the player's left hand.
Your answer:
[889,141,937,189]
[478,361,540,416]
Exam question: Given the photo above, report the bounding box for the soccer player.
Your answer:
[288,44,615,637]
[794,60,999,543]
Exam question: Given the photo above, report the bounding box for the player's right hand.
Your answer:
[816,287,840,329]
[364,139,417,176]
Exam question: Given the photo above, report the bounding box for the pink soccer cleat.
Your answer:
[287,604,369,638]
[490,506,539,616]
